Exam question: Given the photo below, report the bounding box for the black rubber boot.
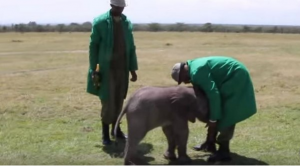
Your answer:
[207,141,232,163]
[111,122,127,140]
[102,122,112,145]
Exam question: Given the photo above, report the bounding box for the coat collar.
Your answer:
[105,10,128,23]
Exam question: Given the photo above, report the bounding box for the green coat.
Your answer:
[187,56,257,130]
[86,10,138,101]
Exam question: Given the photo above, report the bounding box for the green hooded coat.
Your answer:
[187,56,257,130]
[86,11,138,101]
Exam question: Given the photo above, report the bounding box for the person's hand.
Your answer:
[130,71,137,82]
[194,140,216,153]
[193,121,218,152]
[206,121,217,143]
[92,70,101,89]
[193,123,217,153]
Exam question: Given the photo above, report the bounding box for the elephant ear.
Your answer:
[171,88,197,123]
[192,86,210,123]
[185,99,197,123]
[176,105,196,123]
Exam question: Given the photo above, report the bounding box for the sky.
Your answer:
[1,0,300,26]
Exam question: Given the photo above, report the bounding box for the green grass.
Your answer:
[0,32,300,165]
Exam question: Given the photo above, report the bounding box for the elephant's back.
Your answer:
[131,86,177,100]
[126,86,176,130]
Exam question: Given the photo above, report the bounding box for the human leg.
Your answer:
[192,126,217,153]
[208,124,236,162]
[110,69,127,139]
[99,70,118,145]
[100,100,112,145]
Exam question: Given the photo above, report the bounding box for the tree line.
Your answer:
[1,21,300,34]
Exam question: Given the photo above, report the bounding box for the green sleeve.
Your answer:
[89,20,101,71]
[128,21,138,71]
[192,67,222,121]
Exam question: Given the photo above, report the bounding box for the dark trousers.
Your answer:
[216,124,236,144]
[100,69,126,125]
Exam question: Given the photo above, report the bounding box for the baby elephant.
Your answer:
[114,86,209,165]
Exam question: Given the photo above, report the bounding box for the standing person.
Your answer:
[170,56,257,162]
[86,0,138,146]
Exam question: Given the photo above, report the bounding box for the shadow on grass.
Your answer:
[96,143,268,165]
[95,140,155,165]
[189,152,269,165]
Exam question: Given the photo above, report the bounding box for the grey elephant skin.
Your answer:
[113,85,209,165]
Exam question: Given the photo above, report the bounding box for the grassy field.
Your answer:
[0,32,300,165]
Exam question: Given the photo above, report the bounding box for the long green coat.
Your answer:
[86,11,138,101]
[187,56,257,130]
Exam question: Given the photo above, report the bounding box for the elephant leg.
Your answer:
[162,125,177,161]
[123,120,147,165]
[173,120,192,165]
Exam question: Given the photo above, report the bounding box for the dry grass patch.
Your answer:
[0,32,300,164]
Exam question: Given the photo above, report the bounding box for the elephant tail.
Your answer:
[113,98,129,146]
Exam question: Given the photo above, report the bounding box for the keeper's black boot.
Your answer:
[102,122,112,145]
[207,141,232,163]
[111,122,127,140]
